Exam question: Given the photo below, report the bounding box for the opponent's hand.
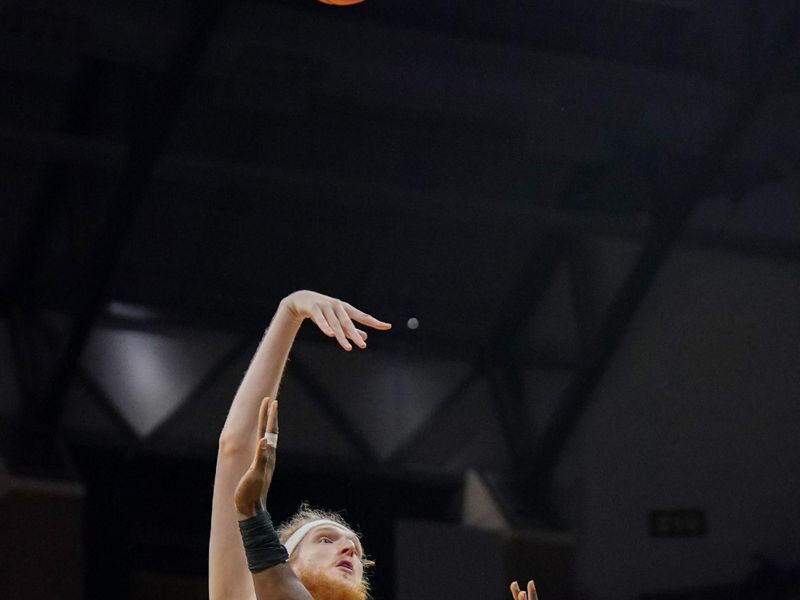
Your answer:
[282,290,391,351]
[234,397,278,519]
[510,580,538,600]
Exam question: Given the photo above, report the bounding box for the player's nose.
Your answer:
[339,539,356,556]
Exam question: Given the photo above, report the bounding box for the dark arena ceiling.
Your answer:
[1,1,800,599]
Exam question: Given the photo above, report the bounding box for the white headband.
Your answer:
[283,519,355,557]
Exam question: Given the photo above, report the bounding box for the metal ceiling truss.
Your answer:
[386,367,480,465]
[566,234,601,356]
[387,234,566,470]
[4,59,112,431]
[5,60,111,315]
[148,334,256,444]
[43,3,226,438]
[481,234,566,467]
[289,355,378,462]
[35,315,142,445]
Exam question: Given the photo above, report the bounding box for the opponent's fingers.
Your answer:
[252,437,275,477]
[334,302,366,348]
[322,304,352,350]
[527,580,537,600]
[266,400,278,435]
[511,581,529,600]
[343,303,392,330]
[257,396,271,439]
[253,403,277,473]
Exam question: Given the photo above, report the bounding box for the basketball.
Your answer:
[317,0,365,5]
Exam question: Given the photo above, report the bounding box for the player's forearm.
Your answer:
[210,302,301,600]
[218,297,303,454]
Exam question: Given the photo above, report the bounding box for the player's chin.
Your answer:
[331,566,361,585]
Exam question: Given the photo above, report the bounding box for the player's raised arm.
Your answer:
[209,291,390,600]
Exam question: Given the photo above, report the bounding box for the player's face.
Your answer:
[291,525,365,585]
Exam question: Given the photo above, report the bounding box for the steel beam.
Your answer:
[288,356,378,462]
[147,335,255,444]
[566,235,600,357]
[389,234,565,466]
[386,366,481,465]
[3,60,111,313]
[482,234,565,467]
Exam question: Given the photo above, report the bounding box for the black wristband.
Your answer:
[238,511,289,573]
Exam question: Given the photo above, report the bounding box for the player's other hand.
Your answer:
[282,290,391,351]
[510,580,538,600]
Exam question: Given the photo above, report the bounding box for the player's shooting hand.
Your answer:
[282,290,391,351]
[234,397,278,520]
[510,580,538,600]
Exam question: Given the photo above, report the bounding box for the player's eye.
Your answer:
[319,536,333,544]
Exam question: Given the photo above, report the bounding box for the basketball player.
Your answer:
[209,291,388,600]
[209,290,538,600]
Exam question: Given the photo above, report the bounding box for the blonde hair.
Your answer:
[278,503,376,571]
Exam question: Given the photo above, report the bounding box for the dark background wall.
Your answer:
[578,247,800,598]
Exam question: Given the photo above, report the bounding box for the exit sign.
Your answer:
[649,509,706,538]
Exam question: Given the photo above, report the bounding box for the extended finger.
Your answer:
[335,303,366,348]
[264,400,278,450]
[322,304,351,350]
[510,581,521,600]
[266,400,278,435]
[252,434,271,471]
[257,397,271,439]
[344,303,392,330]
[527,581,537,600]
[253,402,277,472]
